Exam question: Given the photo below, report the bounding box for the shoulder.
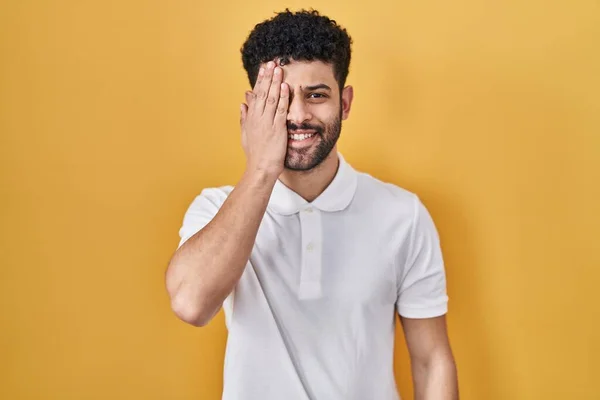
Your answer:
[354,171,420,214]
[177,185,235,248]
[186,185,235,210]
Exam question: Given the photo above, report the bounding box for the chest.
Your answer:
[250,210,402,305]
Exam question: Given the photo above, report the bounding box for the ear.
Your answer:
[340,85,354,120]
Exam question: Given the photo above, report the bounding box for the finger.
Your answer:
[240,103,248,126]
[263,66,282,117]
[253,61,275,113]
[252,67,264,92]
[244,91,254,107]
[273,82,290,125]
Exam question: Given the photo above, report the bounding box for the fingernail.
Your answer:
[267,61,274,69]
[274,67,281,75]
[259,67,264,76]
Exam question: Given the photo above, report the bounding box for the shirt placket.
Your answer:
[298,206,322,300]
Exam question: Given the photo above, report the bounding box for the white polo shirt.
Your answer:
[177,153,449,400]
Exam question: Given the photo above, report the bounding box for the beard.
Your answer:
[284,109,342,171]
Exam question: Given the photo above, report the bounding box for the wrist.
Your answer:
[244,160,282,181]
[242,165,281,187]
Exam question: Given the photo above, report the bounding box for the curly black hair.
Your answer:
[241,9,352,90]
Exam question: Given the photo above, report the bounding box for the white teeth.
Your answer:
[288,133,315,140]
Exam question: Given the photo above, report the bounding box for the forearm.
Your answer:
[412,354,458,400]
[166,168,278,326]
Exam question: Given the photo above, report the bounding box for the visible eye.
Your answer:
[308,93,328,99]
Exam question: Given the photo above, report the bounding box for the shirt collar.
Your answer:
[268,153,358,215]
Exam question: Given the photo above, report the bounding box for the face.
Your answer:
[262,59,353,171]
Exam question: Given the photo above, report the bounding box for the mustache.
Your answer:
[287,122,323,134]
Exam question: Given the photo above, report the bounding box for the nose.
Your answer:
[286,90,312,126]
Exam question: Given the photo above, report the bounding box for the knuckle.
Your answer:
[257,91,267,100]
[267,96,277,105]
[277,105,287,114]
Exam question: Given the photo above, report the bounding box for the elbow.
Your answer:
[165,262,211,327]
[165,259,220,327]
[170,293,213,327]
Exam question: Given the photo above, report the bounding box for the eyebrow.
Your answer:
[303,84,332,91]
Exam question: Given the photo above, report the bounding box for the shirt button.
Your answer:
[306,242,315,252]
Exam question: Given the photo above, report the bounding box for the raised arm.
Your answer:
[165,62,289,326]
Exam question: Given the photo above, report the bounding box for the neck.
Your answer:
[278,149,340,203]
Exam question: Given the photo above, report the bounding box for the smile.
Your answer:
[288,132,316,141]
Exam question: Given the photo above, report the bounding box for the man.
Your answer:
[166,9,458,400]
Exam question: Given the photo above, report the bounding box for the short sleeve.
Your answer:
[177,187,231,249]
[396,197,449,319]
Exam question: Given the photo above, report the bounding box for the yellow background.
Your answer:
[1,0,599,399]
